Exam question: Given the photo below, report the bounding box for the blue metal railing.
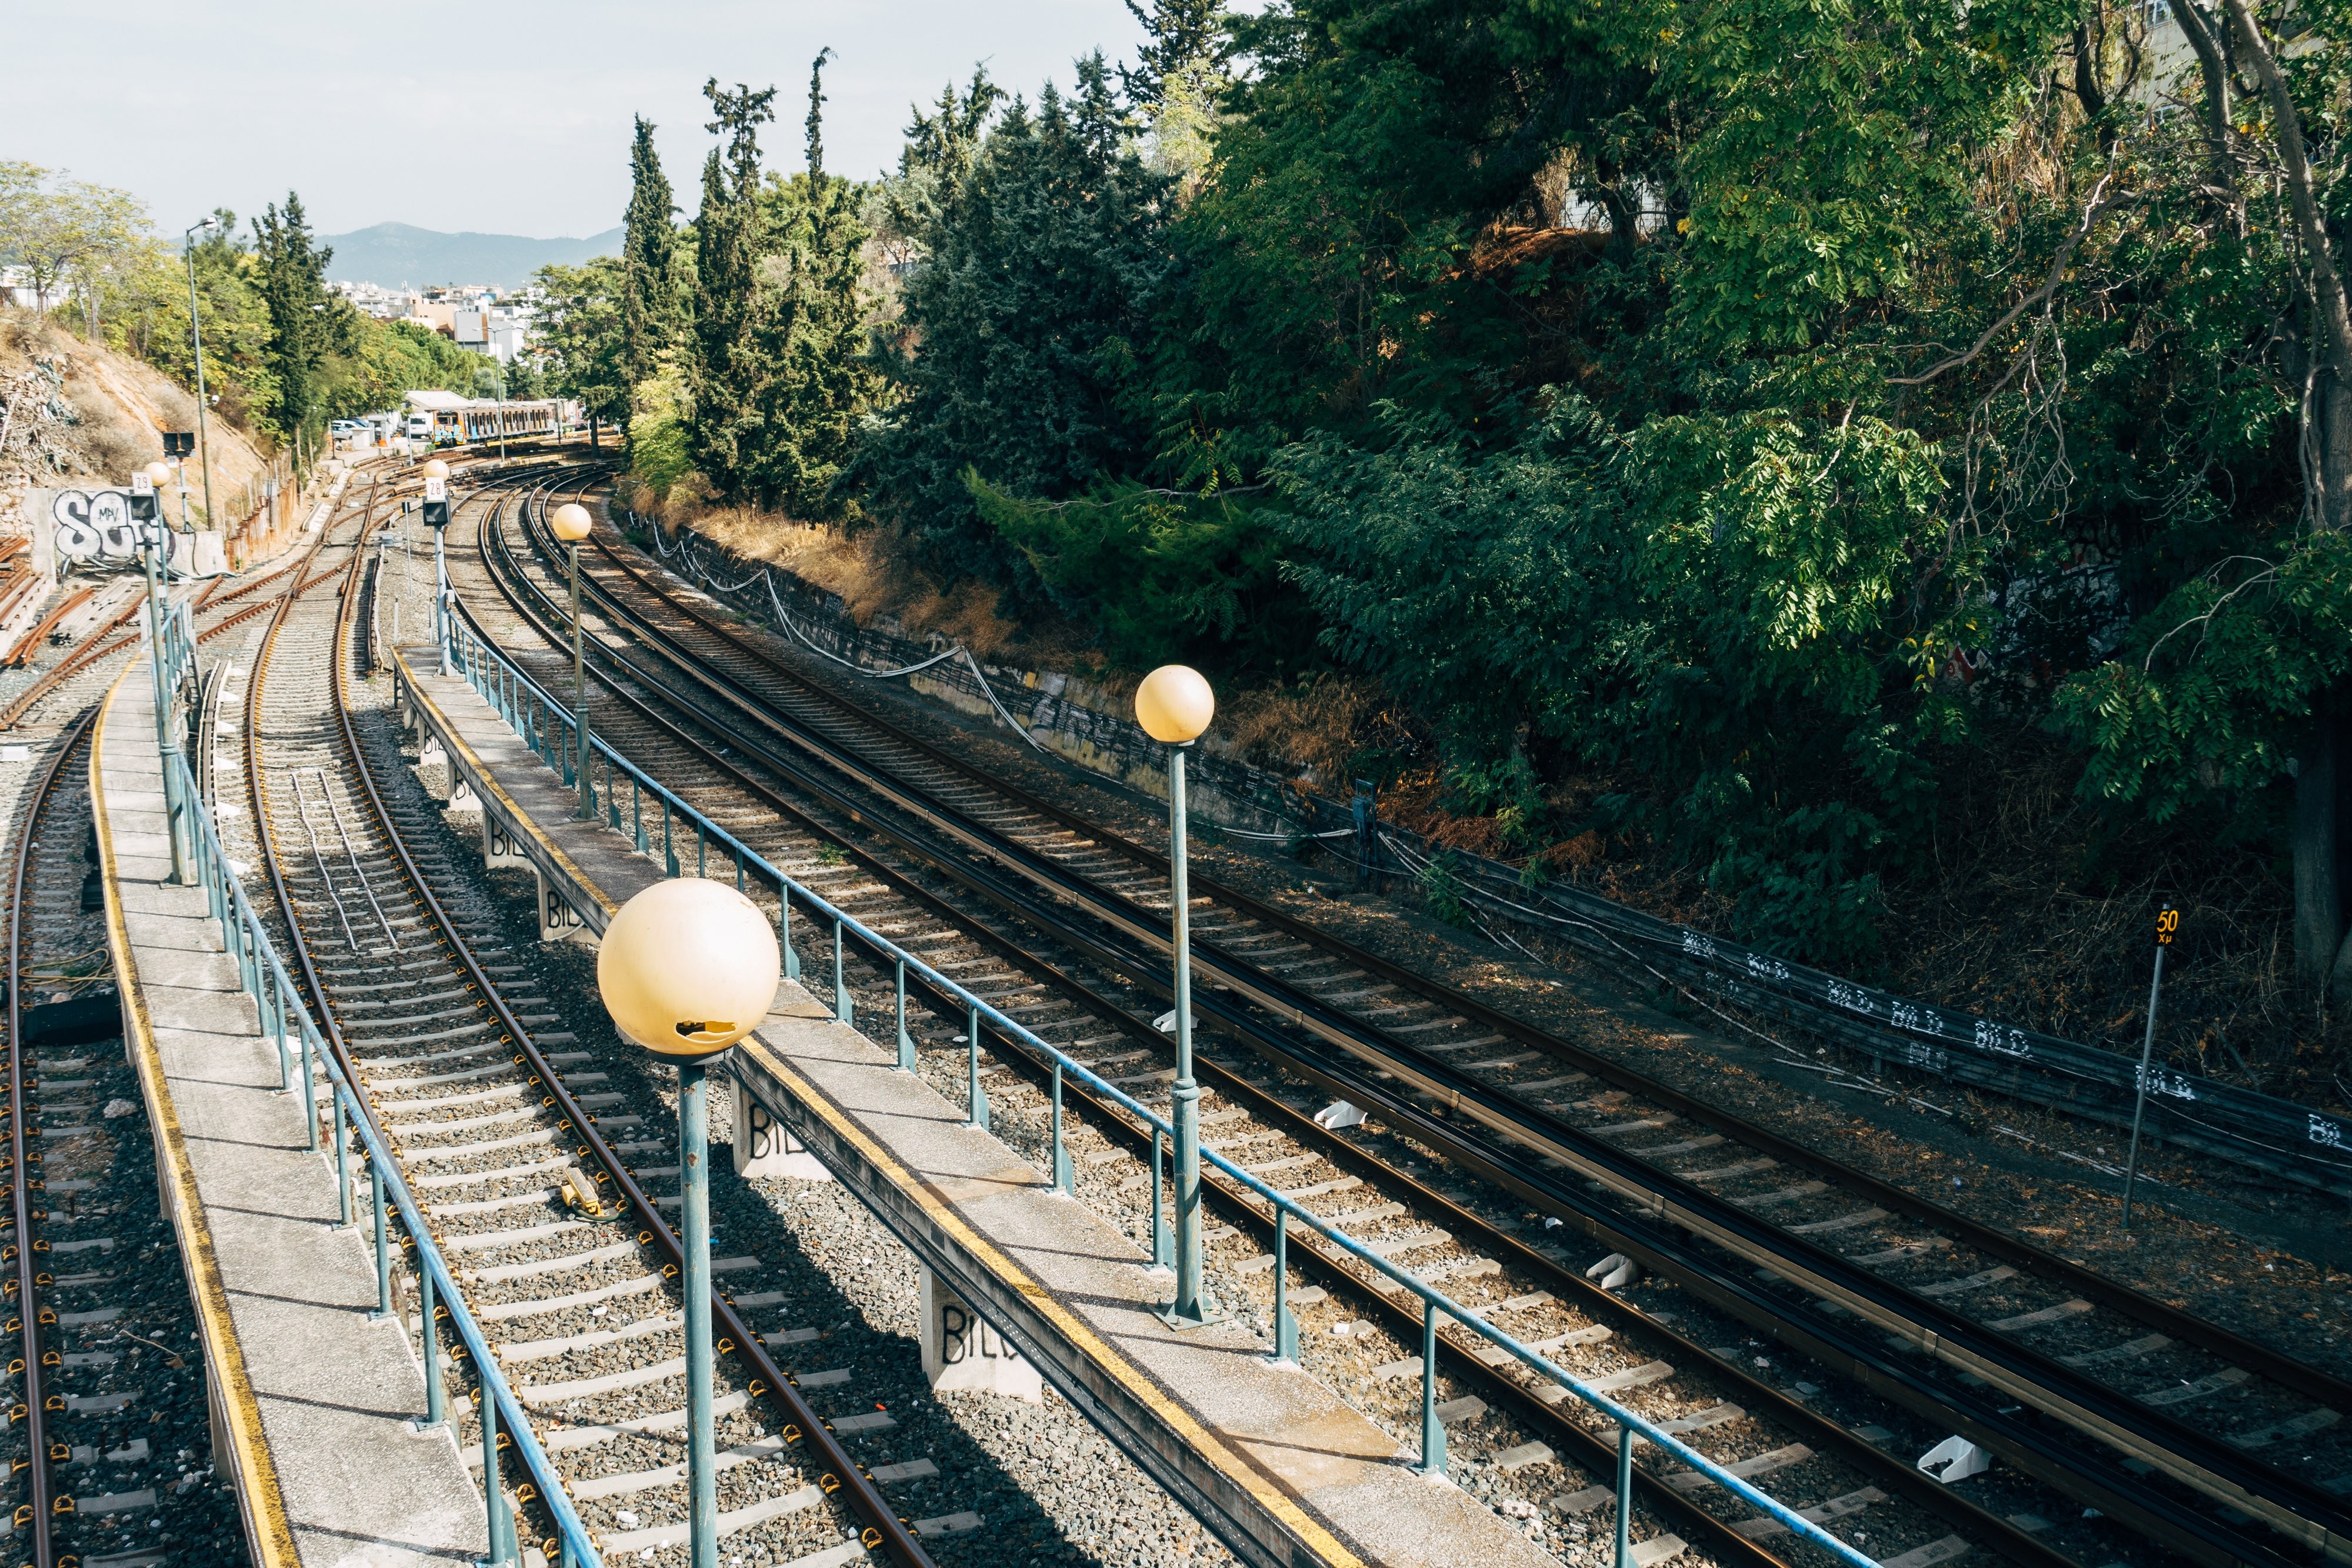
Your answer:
[149,626,600,1568]
[430,613,1883,1566]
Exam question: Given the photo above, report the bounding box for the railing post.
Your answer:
[1152,1128,1173,1271]
[894,959,913,1071]
[481,1382,516,1566]
[419,1266,445,1431]
[779,880,798,981]
[1271,1207,1299,1364]
[1614,1422,1635,1568]
[966,1005,989,1132]
[1416,1296,1445,1477]
[369,1153,392,1320]
[664,800,678,876]
[332,1086,352,1229]
[832,918,852,1025]
[298,1028,318,1152]
[1051,1061,1073,1195]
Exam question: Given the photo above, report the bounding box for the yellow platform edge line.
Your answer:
[739,1035,1370,1568]
[90,663,301,1568]
[405,633,1369,1568]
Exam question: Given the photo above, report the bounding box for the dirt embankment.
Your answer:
[0,311,271,535]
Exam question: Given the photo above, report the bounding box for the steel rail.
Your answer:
[5,706,98,1565]
[316,469,936,1568]
[503,482,2348,1567]
[0,469,382,1563]
[587,496,2352,1417]
[468,479,2087,1568]
[438,486,1957,1568]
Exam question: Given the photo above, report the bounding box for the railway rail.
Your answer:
[0,465,403,1566]
[448,466,2352,1568]
[238,462,946,1566]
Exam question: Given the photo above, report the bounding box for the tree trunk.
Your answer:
[2297,708,2343,989]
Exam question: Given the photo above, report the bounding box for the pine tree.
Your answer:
[253,191,336,443]
[746,49,882,518]
[853,53,1176,582]
[1119,0,1225,107]
[620,116,680,399]
[689,79,776,499]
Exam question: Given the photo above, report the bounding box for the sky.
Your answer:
[4,0,1152,241]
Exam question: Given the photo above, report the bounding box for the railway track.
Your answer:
[449,477,2054,1564]
[451,468,2352,1568]
[239,465,948,1566]
[0,473,406,1566]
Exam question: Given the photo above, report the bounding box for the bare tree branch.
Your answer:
[1889,173,2129,387]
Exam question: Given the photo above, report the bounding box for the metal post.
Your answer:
[1416,1296,1445,1477]
[832,919,852,1024]
[1614,1422,1635,1568]
[333,1086,352,1229]
[481,1376,515,1566]
[145,527,193,887]
[1151,1128,1172,1271]
[2122,905,2178,1229]
[571,540,592,820]
[679,1061,718,1568]
[895,959,913,1071]
[1271,1207,1299,1364]
[184,223,218,531]
[779,882,798,980]
[966,1005,989,1132]
[435,526,451,677]
[1164,743,1216,1327]
[419,1267,445,1430]
[369,1155,392,1320]
[298,1029,318,1152]
[1051,1062,1073,1195]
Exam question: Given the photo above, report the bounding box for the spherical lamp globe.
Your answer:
[1135,665,1215,745]
[598,878,781,1060]
[143,461,172,488]
[420,458,451,481]
[549,503,594,542]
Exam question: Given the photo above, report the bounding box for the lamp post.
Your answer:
[133,468,191,886]
[182,219,218,531]
[420,458,452,673]
[598,878,782,1568]
[1136,664,1219,1327]
[549,503,595,818]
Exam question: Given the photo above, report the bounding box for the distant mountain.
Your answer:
[321,222,625,291]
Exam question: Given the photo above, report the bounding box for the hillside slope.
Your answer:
[0,311,271,532]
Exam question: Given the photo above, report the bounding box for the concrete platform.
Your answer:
[395,647,1560,1568]
[94,663,488,1567]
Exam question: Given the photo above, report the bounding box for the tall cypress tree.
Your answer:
[746,49,881,518]
[620,115,680,399]
[253,191,335,443]
[689,79,776,499]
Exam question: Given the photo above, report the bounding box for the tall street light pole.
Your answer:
[549,503,595,817]
[182,220,219,531]
[599,879,781,1568]
[1136,664,1220,1327]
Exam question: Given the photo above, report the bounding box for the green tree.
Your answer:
[854,55,1175,584]
[689,78,778,498]
[621,115,683,402]
[746,49,882,517]
[253,192,338,441]
[533,257,629,434]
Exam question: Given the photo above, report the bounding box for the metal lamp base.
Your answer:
[1155,1297,1228,1333]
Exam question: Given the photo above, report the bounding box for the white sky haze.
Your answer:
[5,0,1150,240]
